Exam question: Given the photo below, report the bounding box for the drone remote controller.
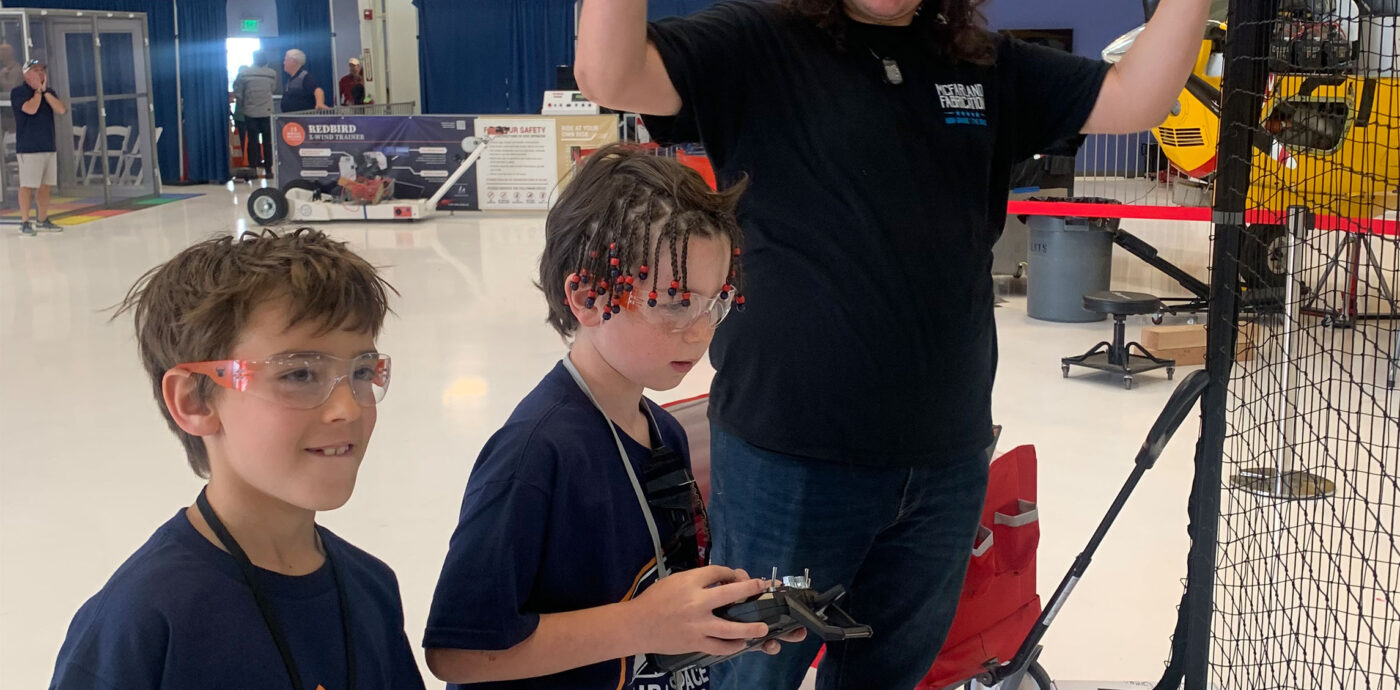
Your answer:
[647,569,873,674]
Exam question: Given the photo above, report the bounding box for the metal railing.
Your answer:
[280,101,417,116]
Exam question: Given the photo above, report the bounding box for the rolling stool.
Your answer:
[1062,291,1176,390]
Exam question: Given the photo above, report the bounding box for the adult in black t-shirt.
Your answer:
[577,0,1209,688]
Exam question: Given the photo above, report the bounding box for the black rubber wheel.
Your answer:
[978,661,1055,690]
[1061,365,1070,378]
[1152,313,1164,325]
[247,187,288,224]
[1021,661,1054,690]
[1239,224,1287,291]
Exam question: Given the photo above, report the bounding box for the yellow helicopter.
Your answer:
[1105,0,1400,222]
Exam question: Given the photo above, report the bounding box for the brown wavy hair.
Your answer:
[114,228,396,477]
[782,0,996,65]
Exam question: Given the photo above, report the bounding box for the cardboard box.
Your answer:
[1141,324,1207,351]
[1140,324,1257,366]
[1147,345,1208,366]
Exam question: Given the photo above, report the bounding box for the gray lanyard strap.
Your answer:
[561,356,671,579]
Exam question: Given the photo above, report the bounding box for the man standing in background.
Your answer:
[12,59,66,236]
[233,51,277,178]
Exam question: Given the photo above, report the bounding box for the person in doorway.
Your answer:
[575,0,1211,688]
[11,59,66,236]
[282,48,329,113]
[339,57,366,106]
[0,43,23,155]
[0,44,23,91]
[233,50,278,178]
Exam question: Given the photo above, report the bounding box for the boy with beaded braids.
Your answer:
[424,145,802,690]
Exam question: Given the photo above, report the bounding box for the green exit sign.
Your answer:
[241,18,259,32]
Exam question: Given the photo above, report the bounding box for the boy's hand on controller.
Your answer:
[629,565,771,657]
[747,581,807,655]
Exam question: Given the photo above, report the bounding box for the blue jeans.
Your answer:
[707,426,989,690]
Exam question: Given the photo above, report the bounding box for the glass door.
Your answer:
[42,14,105,203]
[94,15,156,199]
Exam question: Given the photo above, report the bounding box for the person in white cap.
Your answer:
[11,58,67,236]
[339,57,365,106]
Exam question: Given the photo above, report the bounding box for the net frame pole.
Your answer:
[1188,0,1280,686]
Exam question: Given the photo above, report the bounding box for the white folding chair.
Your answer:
[81,125,131,183]
[118,126,162,185]
[70,125,87,182]
[4,132,16,184]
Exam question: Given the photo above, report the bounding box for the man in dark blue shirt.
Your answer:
[282,48,329,113]
[10,59,66,236]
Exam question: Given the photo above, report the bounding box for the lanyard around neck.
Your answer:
[561,356,672,579]
[195,488,357,690]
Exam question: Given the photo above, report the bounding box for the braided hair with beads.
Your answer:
[542,144,747,337]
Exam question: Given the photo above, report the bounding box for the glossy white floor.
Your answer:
[2,183,1210,688]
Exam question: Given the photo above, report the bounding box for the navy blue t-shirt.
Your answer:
[424,362,710,690]
[11,83,57,153]
[49,511,426,690]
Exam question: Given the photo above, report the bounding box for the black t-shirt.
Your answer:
[646,1,1110,466]
[11,83,57,153]
[424,362,709,690]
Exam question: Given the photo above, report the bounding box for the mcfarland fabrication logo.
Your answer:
[936,83,988,127]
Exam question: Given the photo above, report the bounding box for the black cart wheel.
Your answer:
[973,661,1055,690]
[248,188,288,224]
[1019,661,1053,690]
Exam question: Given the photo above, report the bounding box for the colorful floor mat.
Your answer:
[0,192,203,226]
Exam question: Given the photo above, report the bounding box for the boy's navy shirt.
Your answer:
[424,361,710,690]
[49,511,426,690]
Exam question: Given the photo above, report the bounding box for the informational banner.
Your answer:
[556,115,621,180]
[275,115,483,210]
[275,114,620,212]
[473,117,558,211]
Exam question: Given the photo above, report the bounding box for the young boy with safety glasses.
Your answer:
[49,228,425,690]
[423,145,802,690]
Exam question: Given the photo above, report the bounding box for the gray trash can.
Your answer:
[1026,197,1120,322]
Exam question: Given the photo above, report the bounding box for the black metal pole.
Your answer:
[1184,0,1278,687]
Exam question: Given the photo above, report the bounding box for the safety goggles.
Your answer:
[175,352,391,410]
[622,289,732,333]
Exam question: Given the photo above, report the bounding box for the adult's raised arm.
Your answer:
[575,0,682,116]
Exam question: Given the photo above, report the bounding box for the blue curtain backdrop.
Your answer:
[272,0,333,106]
[415,0,724,115]
[5,0,180,181]
[177,0,229,182]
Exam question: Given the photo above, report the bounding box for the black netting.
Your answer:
[1198,1,1400,687]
